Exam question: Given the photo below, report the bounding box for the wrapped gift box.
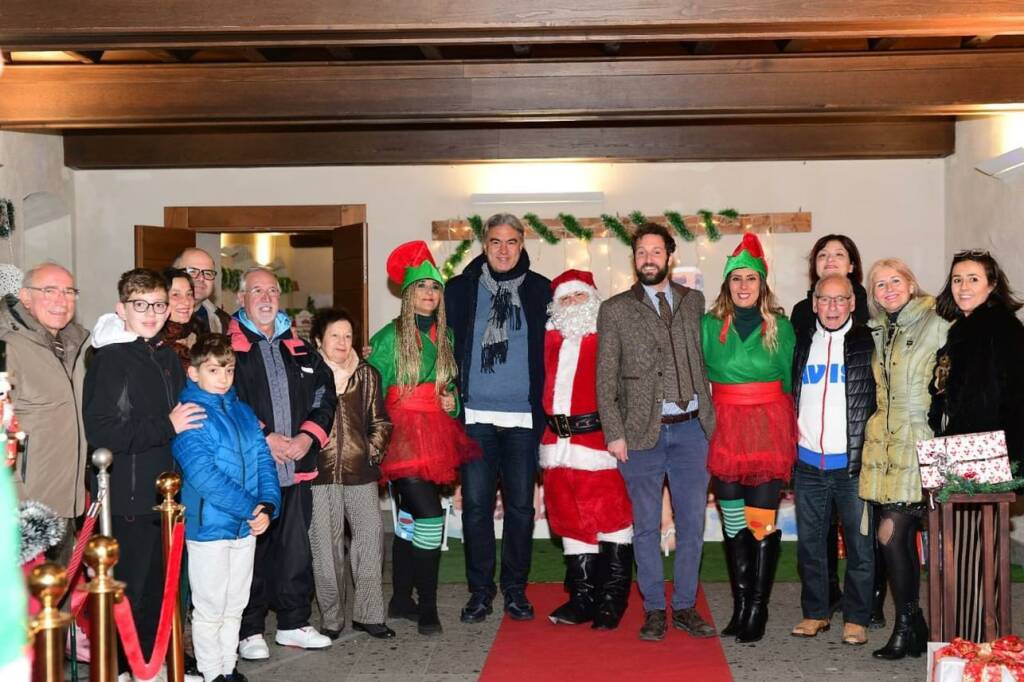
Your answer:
[916,430,1011,490]
[928,638,1024,682]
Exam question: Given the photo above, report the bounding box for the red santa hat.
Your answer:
[551,269,597,301]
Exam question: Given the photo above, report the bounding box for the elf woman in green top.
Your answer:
[701,232,797,643]
[368,240,479,637]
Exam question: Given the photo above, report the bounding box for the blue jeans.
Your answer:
[618,419,709,611]
[794,461,875,625]
[460,424,538,595]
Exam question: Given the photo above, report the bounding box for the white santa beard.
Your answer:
[548,297,600,339]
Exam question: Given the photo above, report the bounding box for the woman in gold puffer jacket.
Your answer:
[860,258,948,661]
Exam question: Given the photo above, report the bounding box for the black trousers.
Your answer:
[391,477,442,519]
[240,481,315,637]
[111,513,164,674]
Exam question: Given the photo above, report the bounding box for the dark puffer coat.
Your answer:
[792,320,877,476]
[929,302,1024,467]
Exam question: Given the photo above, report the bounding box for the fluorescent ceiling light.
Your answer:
[470,192,605,205]
[975,147,1024,180]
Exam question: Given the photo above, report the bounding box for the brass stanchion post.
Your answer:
[156,472,185,682]
[82,536,123,682]
[29,563,73,682]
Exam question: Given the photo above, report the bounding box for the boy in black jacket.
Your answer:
[84,268,206,681]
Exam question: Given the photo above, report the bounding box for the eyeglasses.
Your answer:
[955,249,990,259]
[124,299,169,314]
[244,286,281,299]
[184,267,218,281]
[24,286,80,300]
[815,295,852,306]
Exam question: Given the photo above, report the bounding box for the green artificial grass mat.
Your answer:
[439,539,1024,584]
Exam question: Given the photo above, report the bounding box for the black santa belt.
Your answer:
[545,412,602,438]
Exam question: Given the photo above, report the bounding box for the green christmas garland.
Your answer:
[522,213,560,245]
[0,199,14,239]
[439,208,742,273]
[663,210,696,242]
[600,214,632,245]
[557,213,593,241]
[441,239,473,281]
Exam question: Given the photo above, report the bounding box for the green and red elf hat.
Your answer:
[723,232,768,279]
[386,240,444,292]
[718,232,768,343]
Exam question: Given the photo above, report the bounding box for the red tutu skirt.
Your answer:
[382,383,481,484]
[707,381,797,486]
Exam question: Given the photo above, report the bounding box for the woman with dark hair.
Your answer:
[162,267,198,369]
[308,307,394,640]
[368,241,479,636]
[702,233,797,643]
[860,258,948,660]
[790,235,869,338]
[788,235,882,628]
[930,250,1024,641]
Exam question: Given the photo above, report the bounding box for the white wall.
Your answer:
[945,116,1024,292]
[73,160,945,330]
[0,132,74,272]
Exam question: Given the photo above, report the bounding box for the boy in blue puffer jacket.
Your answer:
[173,335,281,682]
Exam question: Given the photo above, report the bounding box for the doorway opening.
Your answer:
[134,204,367,342]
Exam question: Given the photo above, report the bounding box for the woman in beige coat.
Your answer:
[859,258,948,661]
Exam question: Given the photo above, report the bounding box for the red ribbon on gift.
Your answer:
[933,636,1024,682]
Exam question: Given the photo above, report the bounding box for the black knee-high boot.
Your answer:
[412,545,442,636]
[721,528,755,637]
[736,530,781,643]
[550,553,599,625]
[592,542,633,631]
[388,537,418,621]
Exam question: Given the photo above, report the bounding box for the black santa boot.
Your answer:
[591,542,633,630]
[736,530,782,643]
[549,553,599,625]
[388,537,418,622]
[721,528,755,637]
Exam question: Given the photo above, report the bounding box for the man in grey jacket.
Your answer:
[1,263,89,562]
[596,223,716,642]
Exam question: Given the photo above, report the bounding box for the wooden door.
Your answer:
[332,223,368,344]
[134,225,196,270]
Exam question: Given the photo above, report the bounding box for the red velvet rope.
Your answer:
[111,522,185,681]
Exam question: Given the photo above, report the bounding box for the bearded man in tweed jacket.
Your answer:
[595,222,716,642]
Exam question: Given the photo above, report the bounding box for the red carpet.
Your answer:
[480,584,732,681]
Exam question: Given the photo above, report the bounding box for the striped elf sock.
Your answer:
[719,498,746,538]
[411,516,444,550]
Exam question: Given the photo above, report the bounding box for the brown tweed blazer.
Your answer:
[596,282,715,450]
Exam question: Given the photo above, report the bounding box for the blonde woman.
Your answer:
[367,241,479,636]
[860,258,948,660]
[701,233,797,643]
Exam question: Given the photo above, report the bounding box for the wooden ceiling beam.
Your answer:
[61,119,955,169]
[2,1,1023,48]
[3,52,1023,128]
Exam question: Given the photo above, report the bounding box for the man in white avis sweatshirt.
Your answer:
[790,274,877,646]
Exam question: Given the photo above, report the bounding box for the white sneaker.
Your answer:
[274,626,333,649]
[238,634,271,660]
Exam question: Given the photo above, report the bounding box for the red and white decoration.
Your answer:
[540,269,632,545]
[916,430,1012,490]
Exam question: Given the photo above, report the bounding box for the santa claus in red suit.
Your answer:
[541,269,634,630]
